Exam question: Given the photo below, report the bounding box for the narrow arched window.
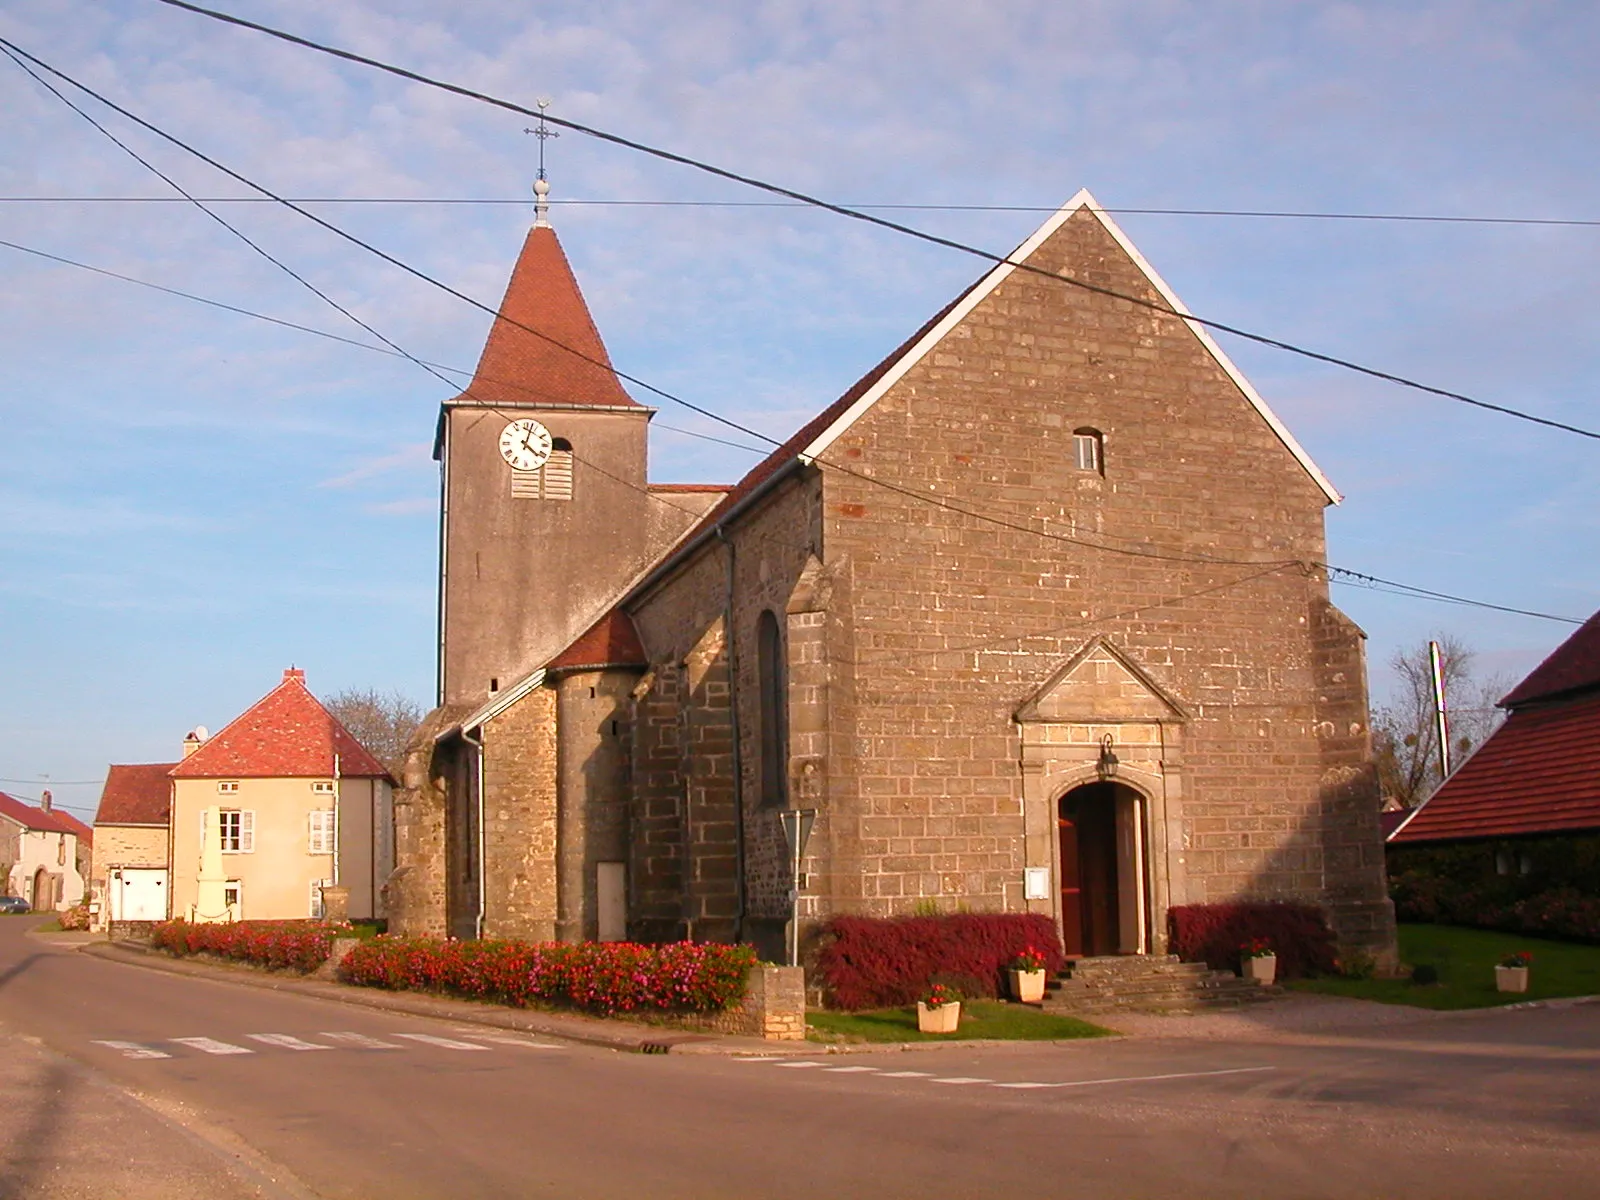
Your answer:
[1072,427,1104,475]
[757,609,787,808]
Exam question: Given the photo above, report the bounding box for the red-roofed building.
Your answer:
[89,763,177,927]
[163,669,396,923]
[2,790,91,911]
[395,189,1395,974]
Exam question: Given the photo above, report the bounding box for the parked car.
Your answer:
[0,896,31,914]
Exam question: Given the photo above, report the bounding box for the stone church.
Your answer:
[390,186,1397,967]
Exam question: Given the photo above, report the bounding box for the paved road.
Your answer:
[1,917,1597,1199]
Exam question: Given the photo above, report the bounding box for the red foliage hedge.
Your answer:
[1167,902,1337,979]
[151,919,350,973]
[338,938,757,1017]
[814,914,1064,1010]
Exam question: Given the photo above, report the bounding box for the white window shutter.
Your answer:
[240,810,255,853]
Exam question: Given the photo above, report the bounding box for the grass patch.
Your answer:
[807,999,1111,1043]
[1290,924,1600,1010]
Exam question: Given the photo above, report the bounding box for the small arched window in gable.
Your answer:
[757,609,788,809]
[1072,427,1104,475]
[511,437,575,501]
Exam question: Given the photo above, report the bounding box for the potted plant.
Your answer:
[916,982,962,1034]
[1496,951,1532,994]
[1240,937,1277,986]
[1008,946,1049,1004]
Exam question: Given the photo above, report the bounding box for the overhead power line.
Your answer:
[4,194,1599,228]
[2,36,1580,628]
[141,0,1599,443]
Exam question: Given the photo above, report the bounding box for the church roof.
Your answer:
[546,609,648,673]
[453,224,639,410]
[1500,610,1600,708]
[95,762,177,826]
[170,669,394,782]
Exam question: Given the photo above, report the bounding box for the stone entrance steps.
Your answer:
[1041,954,1277,1015]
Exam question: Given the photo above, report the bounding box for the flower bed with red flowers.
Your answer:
[150,919,351,974]
[337,937,758,1017]
[813,913,1064,1010]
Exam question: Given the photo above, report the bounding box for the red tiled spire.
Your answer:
[457,225,638,409]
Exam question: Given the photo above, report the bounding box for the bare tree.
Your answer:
[324,688,425,779]
[1372,634,1509,809]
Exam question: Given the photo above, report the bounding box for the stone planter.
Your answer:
[1009,968,1047,1004]
[1246,954,1278,986]
[1495,965,1529,994]
[916,1000,961,1034]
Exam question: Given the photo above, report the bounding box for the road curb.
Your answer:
[78,940,767,1056]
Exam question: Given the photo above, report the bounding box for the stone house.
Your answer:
[163,669,395,922]
[393,188,1397,966]
[90,762,177,927]
[0,790,90,911]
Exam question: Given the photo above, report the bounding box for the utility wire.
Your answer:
[3,36,1579,625]
[5,194,1600,228]
[142,0,1600,443]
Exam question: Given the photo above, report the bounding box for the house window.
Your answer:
[217,781,239,794]
[510,439,574,501]
[1072,428,1104,474]
[308,809,336,854]
[311,780,335,795]
[218,809,254,853]
[57,836,66,866]
[757,609,787,809]
[309,878,332,919]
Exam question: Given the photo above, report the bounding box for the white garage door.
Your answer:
[111,869,167,922]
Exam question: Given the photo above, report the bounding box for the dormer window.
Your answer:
[1073,428,1104,475]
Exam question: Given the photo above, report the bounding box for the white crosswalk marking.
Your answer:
[393,1033,490,1051]
[823,1066,880,1073]
[773,1061,825,1068]
[319,1032,404,1050]
[464,1035,561,1049]
[878,1070,933,1078]
[245,1034,331,1052]
[171,1037,253,1056]
[93,1040,171,1060]
[993,1081,1061,1089]
[931,1077,992,1085]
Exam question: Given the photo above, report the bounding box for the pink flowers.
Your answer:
[337,937,757,1016]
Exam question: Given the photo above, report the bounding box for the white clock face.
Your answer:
[498,418,553,471]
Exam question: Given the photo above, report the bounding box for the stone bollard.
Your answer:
[320,885,350,924]
[703,966,807,1040]
[316,936,362,980]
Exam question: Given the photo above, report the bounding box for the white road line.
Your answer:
[878,1070,934,1078]
[462,1035,561,1049]
[93,1040,171,1060]
[994,1067,1278,1091]
[319,1032,404,1050]
[992,1082,1059,1089]
[931,1077,992,1085]
[392,1033,491,1051]
[733,1056,783,1063]
[823,1066,880,1073]
[773,1061,826,1068]
[170,1037,253,1056]
[245,1034,331,1052]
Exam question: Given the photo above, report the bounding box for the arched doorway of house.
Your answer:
[31,867,51,912]
[1057,781,1149,957]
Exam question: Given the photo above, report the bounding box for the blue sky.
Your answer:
[1,1,1596,823]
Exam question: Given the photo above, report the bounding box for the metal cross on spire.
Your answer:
[524,98,559,228]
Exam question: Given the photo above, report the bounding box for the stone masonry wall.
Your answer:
[482,685,559,941]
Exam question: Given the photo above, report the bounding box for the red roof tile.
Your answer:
[1500,610,1600,708]
[0,790,91,841]
[547,610,647,673]
[1389,692,1600,842]
[170,669,395,782]
[455,225,639,410]
[95,763,177,826]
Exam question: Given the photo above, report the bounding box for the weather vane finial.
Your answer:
[524,98,559,228]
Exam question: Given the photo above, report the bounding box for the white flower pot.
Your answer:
[1495,965,1529,994]
[1246,954,1277,986]
[917,1000,961,1033]
[1009,968,1047,1004]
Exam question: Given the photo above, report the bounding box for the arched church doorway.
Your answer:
[1057,781,1149,957]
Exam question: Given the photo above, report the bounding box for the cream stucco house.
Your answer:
[164,668,395,922]
[1,790,91,911]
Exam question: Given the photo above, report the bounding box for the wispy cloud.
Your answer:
[319,443,434,489]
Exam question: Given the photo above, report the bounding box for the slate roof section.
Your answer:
[95,763,177,826]
[1500,611,1600,708]
[546,609,648,673]
[453,224,639,410]
[0,790,92,842]
[170,669,395,783]
[1389,692,1600,842]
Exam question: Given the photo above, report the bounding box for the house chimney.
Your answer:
[283,667,306,683]
[39,790,51,812]
[182,726,209,758]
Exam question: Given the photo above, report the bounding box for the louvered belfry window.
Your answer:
[511,439,574,501]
